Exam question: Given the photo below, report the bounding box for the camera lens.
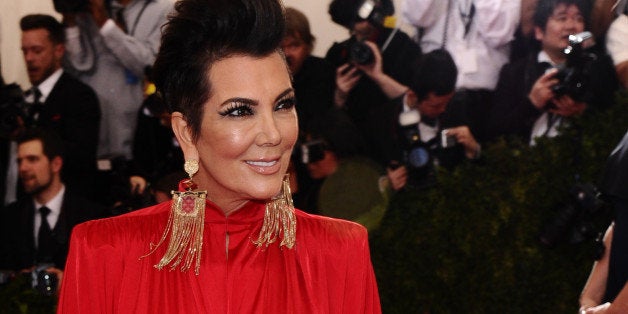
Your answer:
[349,41,374,65]
[407,146,430,169]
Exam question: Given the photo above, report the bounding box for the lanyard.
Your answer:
[110,0,151,36]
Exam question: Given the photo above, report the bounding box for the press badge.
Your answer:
[455,46,478,75]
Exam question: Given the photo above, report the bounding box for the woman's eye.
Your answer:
[276,97,296,111]
[221,103,254,117]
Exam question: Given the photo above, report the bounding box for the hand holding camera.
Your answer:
[334,64,362,106]
[529,69,587,117]
[549,94,587,117]
[528,68,560,110]
[386,162,408,191]
[351,41,383,79]
[529,31,595,113]
[442,127,480,159]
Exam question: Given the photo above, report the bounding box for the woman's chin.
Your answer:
[246,180,284,201]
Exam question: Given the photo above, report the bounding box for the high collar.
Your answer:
[203,199,266,224]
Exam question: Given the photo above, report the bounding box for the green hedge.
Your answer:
[0,274,56,314]
[371,91,628,313]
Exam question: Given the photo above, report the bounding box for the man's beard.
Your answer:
[23,173,53,196]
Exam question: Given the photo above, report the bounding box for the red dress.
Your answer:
[57,200,381,313]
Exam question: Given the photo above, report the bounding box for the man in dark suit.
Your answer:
[383,49,480,190]
[10,14,101,202]
[325,0,422,166]
[0,129,104,275]
[486,0,619,145]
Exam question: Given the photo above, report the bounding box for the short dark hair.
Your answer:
[152,0,286,141]
[409,49,458,101]
[533,0,590,31]
[19,14,65,44]
[17,128,65,161]
[285,7,315,49]
[328,0,394,29]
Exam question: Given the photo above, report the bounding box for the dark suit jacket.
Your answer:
[487,49,619,143]
[37,72,101,198]
[0,189,105,270]
[293,56,335,134]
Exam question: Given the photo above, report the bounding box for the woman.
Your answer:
[57,0,381,312]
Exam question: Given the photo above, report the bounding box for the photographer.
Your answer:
[486,0,619,145]
[0,129,104,295]
[325,0,422,166]
[402,0,521,142]
[298,108,405,231]
[60,0,172,160]
[385,49,480,189]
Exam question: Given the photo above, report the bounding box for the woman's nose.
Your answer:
[257,114,281,146]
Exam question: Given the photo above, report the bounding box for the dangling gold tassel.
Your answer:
[140,160,207,275]
[253,174,296,249]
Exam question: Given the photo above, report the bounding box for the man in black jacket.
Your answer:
[12,14,101,202]
[487,0,619,145]
[325,0,421,166]
[0,129,104,275]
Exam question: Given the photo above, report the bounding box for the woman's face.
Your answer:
[175,52,298,212]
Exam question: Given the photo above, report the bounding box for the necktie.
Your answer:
[37,206,54,263]
[27,87,43,126]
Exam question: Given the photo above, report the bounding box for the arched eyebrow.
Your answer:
[219,88,295,107]
[275,88,295,102]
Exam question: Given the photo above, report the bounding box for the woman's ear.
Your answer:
[171,112,199,160]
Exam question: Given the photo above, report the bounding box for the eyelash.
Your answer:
[219,96,296,117]
[276,96,296,111]
[220,102,253,117]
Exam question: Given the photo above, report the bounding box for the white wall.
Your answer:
[282,0,349,58]
[0,0,61,88]
[1,0,408,88]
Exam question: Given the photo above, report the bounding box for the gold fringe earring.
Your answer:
[140,160,207,275]
[253,174,296,249]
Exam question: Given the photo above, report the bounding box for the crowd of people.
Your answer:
[0,0,626,312]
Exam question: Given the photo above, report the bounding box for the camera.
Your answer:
[300,140,327,164]
[395,110,437,189]
[348,37,375,65]
[328,0,394,66]
[440,129,458,148]
[0,82,27,139]
[551,31,597,102]
[330,36,375,67]
[539,183,607,250]
[32,264,58,296]
[0,266,58,296]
